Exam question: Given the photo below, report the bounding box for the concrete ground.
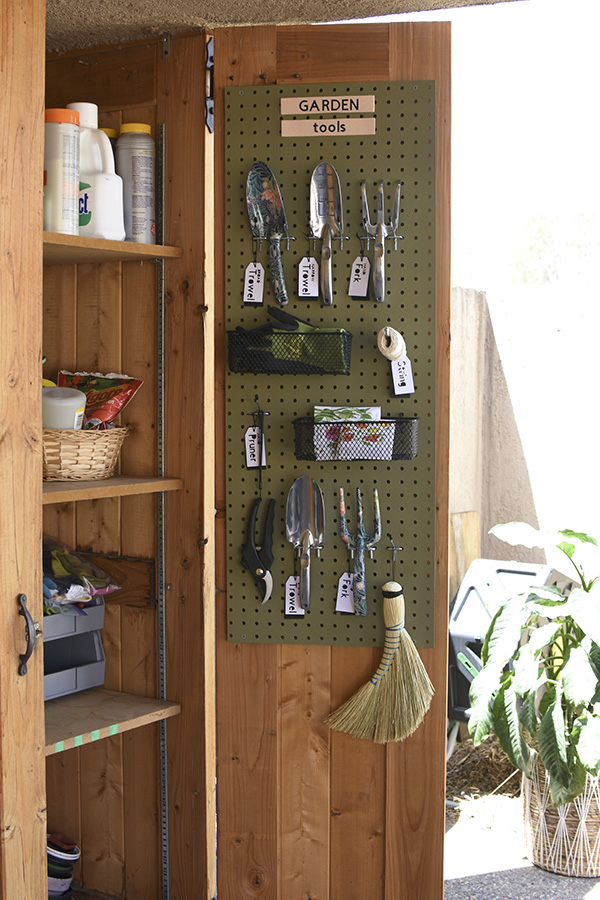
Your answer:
[444,794,600,900]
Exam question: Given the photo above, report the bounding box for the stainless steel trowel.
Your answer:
[285,476,325,609]
[310,162,343,306]
[246,161,289,306]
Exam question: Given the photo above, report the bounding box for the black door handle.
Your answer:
[17,594,42,676]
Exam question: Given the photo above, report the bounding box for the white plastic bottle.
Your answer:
[66,102,125,241]
[116,123,156,244]
[42,387,86,429]
[43,108,80,235]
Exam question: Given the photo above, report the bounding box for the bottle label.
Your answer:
[79,183,92,226]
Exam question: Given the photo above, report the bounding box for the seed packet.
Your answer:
[57,370,143,429]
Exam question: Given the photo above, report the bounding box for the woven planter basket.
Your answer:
[42,427,129,481]
[523,751,600,877]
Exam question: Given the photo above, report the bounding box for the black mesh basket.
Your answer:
[293,416,419,461]
[227,330,353,376]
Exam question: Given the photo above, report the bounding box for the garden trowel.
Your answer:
[285,476,325,610]
[310,162,343,305]
[246,161,289,306]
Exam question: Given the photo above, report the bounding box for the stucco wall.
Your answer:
[449,286,544,564]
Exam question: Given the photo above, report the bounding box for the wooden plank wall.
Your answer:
[44,34,213,899]
[214,22,450,900]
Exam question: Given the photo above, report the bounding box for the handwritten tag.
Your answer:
[298,256,319,298]
[285,576,304,616]
[245,426,267,468]
[336,572,355,613]
[391,356,415,396]
[243,261,265,305]
[348,256,370,297]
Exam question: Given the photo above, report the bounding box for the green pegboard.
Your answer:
[224,81,436,647]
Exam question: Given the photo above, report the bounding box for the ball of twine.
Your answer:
[377,327,406,361]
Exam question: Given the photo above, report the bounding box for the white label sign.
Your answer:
[281,118,376,138]
[391,356,415,396]
[348,256,370,297]
[285,576,304,616]
[336,572,355,613]
[245,426,267,468]
[280,95,375,115]
[298,256,319,298]
[243,261,265,305]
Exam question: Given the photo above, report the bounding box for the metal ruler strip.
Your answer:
[156,120,170,900]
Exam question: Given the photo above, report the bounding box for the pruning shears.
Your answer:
[242,497,275,604]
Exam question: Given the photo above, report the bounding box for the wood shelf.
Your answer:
[43,474,183,504]
[45,688,181,756]
[43,232,183,265]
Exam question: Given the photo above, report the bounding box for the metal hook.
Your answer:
[250,395,269,498]
[386,533,404,583]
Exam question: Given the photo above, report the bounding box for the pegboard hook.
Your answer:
[304,231,316,257]
[356,233,368,259]
[251,395,269,498]
[386,533,404,583]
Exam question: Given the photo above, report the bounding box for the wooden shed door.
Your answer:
[0,0,46,896]
[213,21,450,900]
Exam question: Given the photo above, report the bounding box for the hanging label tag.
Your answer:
[348,256,370,297]
[391,356,415,396]
[298,256,319,298]
[285,576,304,616]
[245,426,267,468]
[336,572,355,613]
[243,261,265,305]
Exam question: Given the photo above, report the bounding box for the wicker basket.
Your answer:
[523,751,600,877]
[42,427,129,481]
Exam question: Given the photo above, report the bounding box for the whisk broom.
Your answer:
[324,537,434,743]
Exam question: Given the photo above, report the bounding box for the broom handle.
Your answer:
[370,583,404,685]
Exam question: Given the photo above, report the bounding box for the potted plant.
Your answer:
[468,522,600,876]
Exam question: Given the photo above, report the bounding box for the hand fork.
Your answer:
[361,181,402,302]
[338,486,382,616]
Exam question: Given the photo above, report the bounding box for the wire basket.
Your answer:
[42,427,129,481]
[293,416,419,461]
[227,330,353,375]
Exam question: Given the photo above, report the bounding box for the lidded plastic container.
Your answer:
[115,123,156,244]
[66,102,125,241]
[43,108,80,235]
[42,387,86,430]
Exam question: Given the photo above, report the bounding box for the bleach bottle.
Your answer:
[66,102,125,240]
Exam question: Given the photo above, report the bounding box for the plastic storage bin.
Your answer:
[44,630,105,701]
[43,595,105,642]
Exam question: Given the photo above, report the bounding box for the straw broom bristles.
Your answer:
[324,582,434,743]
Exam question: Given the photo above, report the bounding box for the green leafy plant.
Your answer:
[468,522,600,806]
